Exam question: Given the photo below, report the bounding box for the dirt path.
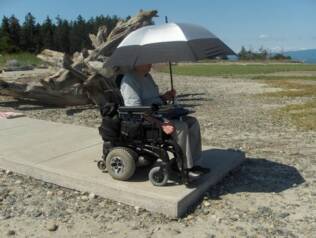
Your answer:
[0,72,315,237]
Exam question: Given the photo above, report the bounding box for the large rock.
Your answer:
[2,59,34,72]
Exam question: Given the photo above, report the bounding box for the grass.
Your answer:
[159,63,316,77]
[0,52,43,69]
[251,75,316,81]
[259,80,316,97]
[276,100,316,130]
[258,78,316,131]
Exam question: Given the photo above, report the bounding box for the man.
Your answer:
[120,64,206,172]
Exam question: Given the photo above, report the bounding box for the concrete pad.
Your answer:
[0,117,245,217]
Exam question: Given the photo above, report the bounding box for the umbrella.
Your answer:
[107,22,235,66]
[107,22,235,98]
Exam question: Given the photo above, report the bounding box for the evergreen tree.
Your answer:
[53,16,70,53]
[41,16,54,50]
[8,15,21,52]
[33,23,42,53]
[1,13,122,53]
[20,13,36,52]
[69,15,90,53]
[0,16,13,52]
[238,46,247,60]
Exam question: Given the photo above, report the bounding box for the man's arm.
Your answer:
[120,75,142,106]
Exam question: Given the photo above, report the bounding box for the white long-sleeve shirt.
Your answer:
[120,72,163,106]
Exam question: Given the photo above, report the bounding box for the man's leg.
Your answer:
[171,120,193,169]
[183,116,202,165]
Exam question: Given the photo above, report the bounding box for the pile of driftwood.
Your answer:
[0,10,158,106]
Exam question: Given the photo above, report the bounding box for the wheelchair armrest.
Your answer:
[118,106,152,113]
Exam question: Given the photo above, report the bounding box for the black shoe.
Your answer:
[189,166,210,174]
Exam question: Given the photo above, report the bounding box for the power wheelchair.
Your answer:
[96,75,191,186]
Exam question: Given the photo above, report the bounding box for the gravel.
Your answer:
[0,71,315,237]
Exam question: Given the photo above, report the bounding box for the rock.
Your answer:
[32,210,42,218]
[66,208,73,214]
[15,180,22,185]
[3,60,34,72]
[47,222,58,231]
[46,191,53,197]
[88,193,96,200]
[168,228,181,235]
[204,233,215,238]
[135,206,140,215]
[203,200,211,207]
[5,59,19,68]
[203,210,210,215]
[7,230,16,236]
[24,193,32,198]
[185,215,194,220]
[81,195,89,202]
[5,170,12,175]
[279,212,290,219]
[231,214,239,221]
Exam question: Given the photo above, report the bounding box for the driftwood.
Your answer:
[0,79,90,106]
[37,49,65,67]
[0,10,158,107]
[89,25,108,49]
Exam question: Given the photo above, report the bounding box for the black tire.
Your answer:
[97,160,107,171]
[149,166,169,186]
[105,147,137,181]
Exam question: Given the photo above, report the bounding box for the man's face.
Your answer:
[135,64,152,75]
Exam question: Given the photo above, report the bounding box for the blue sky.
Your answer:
[1,0,315,52]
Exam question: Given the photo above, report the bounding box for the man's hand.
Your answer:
[161,120,175,135]
[144,115,175,135]
[162,89,176,101]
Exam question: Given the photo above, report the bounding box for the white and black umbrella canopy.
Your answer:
[107,22,235,66]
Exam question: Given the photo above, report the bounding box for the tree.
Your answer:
[258,46,269,60]
[53,16,70,53]
[271,53,291,60]
[0,16,12,52]
[69,15,89,53]
[8,15,21,52]
[238,46,247,60]
[0,13,122,54]
[41,16,54,50]
[20,13,36,52]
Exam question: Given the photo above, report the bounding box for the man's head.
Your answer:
[134,64,152,76]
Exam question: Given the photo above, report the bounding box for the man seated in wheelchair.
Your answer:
[98,64,208,186]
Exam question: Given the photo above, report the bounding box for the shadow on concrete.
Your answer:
[130,149,305,194]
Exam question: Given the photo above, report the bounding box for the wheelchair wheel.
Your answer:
[149,166,169,186]
[106,147,137,181]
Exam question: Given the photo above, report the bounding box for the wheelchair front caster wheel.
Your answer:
[97,160,107,171]
[106,147,137,181]
[149,166,169,186]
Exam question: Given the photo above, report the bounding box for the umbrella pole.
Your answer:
[168,61,174,102]
[165,16,175,104]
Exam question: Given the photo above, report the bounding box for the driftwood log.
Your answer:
[0,10,158,107]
